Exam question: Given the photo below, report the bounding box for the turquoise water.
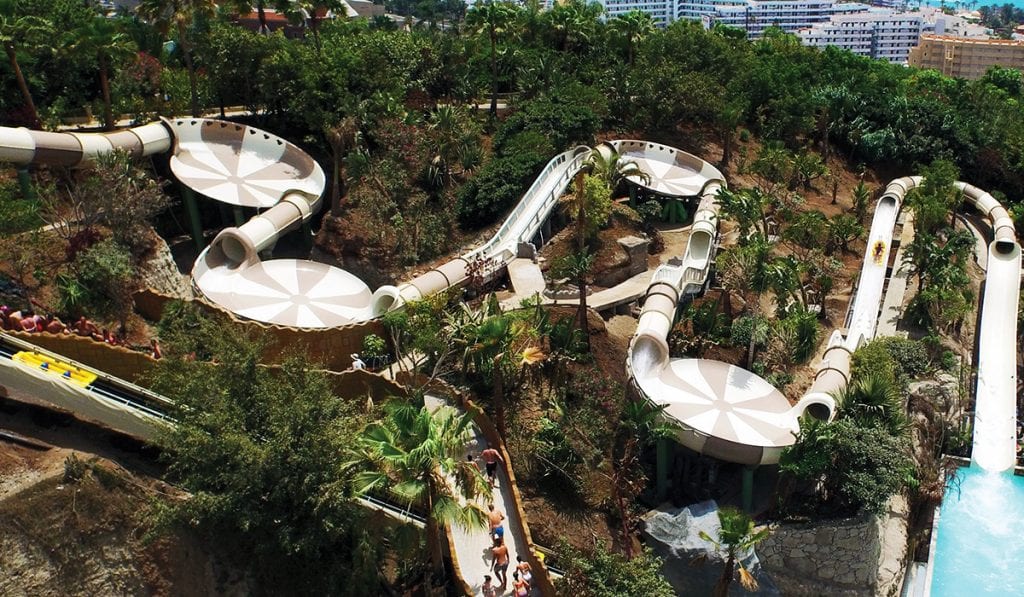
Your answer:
[931,466,1024,596]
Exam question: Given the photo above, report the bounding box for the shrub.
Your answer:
[361,334,387,358]
[555,541,674,597]
[877,337,930,381]
[850,340,897,388]
[456,149,547,227]
[59,239,135,325]
[780,419,915,516]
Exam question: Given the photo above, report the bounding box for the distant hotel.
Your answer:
[909,34,1024,79]
[598,0,874,33]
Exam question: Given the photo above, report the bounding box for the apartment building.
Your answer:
[599,0,676,27]
[909,34,1024,79]
[797,11,928,63]
[676,1,871,38]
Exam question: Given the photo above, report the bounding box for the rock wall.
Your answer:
[759,496,909,597]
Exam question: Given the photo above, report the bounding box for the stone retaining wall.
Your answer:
[759,496,908,597]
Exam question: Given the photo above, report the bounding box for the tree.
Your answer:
[466,0,518,118]
[825,213,863,254]
[0,0,51,128]
[609,9,654,66]
[138,0,215,118]
[65,16,137,130]
[851,179,871,223]
[552,249,595,351]
[699,507,769,597]
[148,306,381,592]
[326,115,361,216]
[350,401,490,584]
[716,187,772,242]
[556,541,674,597]
[904,159,962,235]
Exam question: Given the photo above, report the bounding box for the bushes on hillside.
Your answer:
[456,145,548,228]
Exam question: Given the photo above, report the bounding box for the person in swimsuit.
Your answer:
[512,571,529,597]
[487,504,505,541]
[481,447,504,488]
[491,537,509,589]
[516,555,532,587]
[481,574,497,597]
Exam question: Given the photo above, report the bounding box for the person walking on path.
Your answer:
[492,537,510,590]
[481,447,504,488]
[487,504,505,541]
[481,574,497,597]
[512,571,529,597]
[516,555,533,588]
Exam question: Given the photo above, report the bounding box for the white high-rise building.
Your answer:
[797,11,925,63]
[600,0,676,27]
[689,1,872,37]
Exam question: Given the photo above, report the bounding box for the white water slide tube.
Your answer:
[800,177,916,420]
[800,178,1020,473]
[627,180,826,465]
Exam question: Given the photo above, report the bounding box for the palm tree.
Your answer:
[561,148,649,345]
[609,9,654,66]
[351,401,490,583]
[0,0,50,128]
[138,0,215,118]
[461,304,545,439]
[587,146,650,197]
[229,0,270,34]
[716,187,772,242]
[699,507,770,597]
[834,373,907,435]
[466,0,518,118]
[66,17,136,131]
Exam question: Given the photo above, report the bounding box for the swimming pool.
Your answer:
[930,466,1024,596]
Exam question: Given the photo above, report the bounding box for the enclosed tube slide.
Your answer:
[0,122,172,166]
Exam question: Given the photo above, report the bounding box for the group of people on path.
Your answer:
[474,446,536,597]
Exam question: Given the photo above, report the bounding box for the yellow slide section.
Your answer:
[12,351,97,387]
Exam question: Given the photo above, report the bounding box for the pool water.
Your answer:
[931,466,1024,596]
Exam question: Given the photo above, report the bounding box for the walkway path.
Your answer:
[507,258,546,297]
[424,394,532,595]
[877,212,914,337]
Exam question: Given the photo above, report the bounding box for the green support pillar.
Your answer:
[301,220,313,250]
[629,185,637,208]
[656,438,671,503]
[16,168,34,200]
[742,466,755,514]
[181,186,205,252]
[233,206,246,227]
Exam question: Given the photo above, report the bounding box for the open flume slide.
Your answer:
[800,177,1020,471]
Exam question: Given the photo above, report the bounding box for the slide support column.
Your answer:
[656,438,671,502]
[16,168,34,200]
[742,466,755,514]
[182,186,205,251]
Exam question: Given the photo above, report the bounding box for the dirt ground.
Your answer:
[0,404,243,597]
